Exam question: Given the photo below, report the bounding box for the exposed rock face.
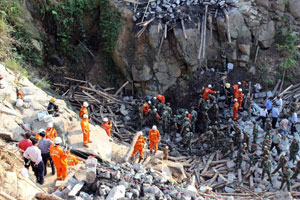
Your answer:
[112,0,299,95]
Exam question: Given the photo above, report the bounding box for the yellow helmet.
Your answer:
[50,97,56,103]
[225,83,230,88]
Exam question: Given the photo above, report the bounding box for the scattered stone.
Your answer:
[225,186,236,193]
[106,185,126,200]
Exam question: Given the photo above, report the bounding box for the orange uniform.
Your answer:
[81,118,90,146]
[45,127,57,141]
[17,90,24,100]
[50,145,68,180]
[35,133,42,141]
[156,95,165,104]
[79,106,88,119]
[233,101,239,121]
[130,135,145,159]
[237,91,244,109]
[187,113,192,120]
[232,84,239,99]
[202,88,216,100]
[148,129,161,153]
[66,152,81,166]
[102,121,112,137]
[142,103,150,115]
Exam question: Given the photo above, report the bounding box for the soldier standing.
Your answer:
[252,121,258,144]
[180,116,192,134]
[261,156,273,184]
[249,143,258,166]
[270,130,282,156]
[183,128,193,153]
[190,107,198,133]
[272,153,287,174]
[162,109,171,133]
[290,138,299,162]
[236,143,247,169]
[292,160,300,179]
[265,119,272,132]
[280,167,292,192]
[209,102,219,123]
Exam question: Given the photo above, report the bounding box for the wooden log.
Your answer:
[279,69,286,93]
[250,174,254,190]
[201,153,216,174]
[35,192,63,200]
[279,84,293,97]
[254,46,259,64]
[79,86,125,104]
[141,0,151,22]
[157,34,164,58]
[82,91,102,104]
[68,181,85,197]
[272,79,281,97]
[212,168,228,183]
[207,171,219,186]
[210,159,228,166]
[114,81,129,96]
[64,77,87,83]
[181,19,187,39]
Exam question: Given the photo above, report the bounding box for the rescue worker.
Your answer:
[17,88,24,100]
[142,101,151,116]
[45,122,57,141]
[266,118,272,132]
[280,167,292,192]
[252,121,258,144]
[183,128,193,153]
[102,117,113,137]
[202,84,216,100]
[270,130,282,156]
[261,155,272,184]
[66,147,81,167]
[130,132,145,162]
[292,160,300,179]
[156,94,165,104]
[79,101,89,119]
[190,107,198,133]
[148,125,161,154]
[236,143,247,169]
[50,137,68,181]
[237,88,244,109]
[35,129,43,141]
[181,115,192,134]
[224,83,233,107]
[290,138,299,162]
[245,95,253,119]
[162,109,171,133]
[232,82,240,99]
[233,98,239,121]
[166,102,172,116]
[47,97,59,117]
[38,131,55,176]
[209,102,219,122]
[272,153,287,174]
[81,114,91,147]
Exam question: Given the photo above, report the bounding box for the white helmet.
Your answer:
[185,111,188,114]
[103,117,108,122]
[238,82,241,85]
[54,137,62,144]
[153,97,157,100]
[47,122,53,128]
[152,125,157,130]
[234,98,238,102]
[39,129,45,133]
[239,88,242,92]
[83,101,89,107]
[139,131,143,136]
[281,152,286,157]
[83,114,88,119]
[208,84,212,88]
[154,108,157,112]
[148,101,151,104]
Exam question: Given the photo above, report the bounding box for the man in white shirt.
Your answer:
[24,138,44,185]
[270,130,282,156]
[291,112,298,135]
[275,96,283,113]
[257,106,268,129]
[277,117,289,139]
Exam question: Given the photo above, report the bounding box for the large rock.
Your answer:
[256,0,270,9]
[288,0,300,18]
[66,122,112,162]
[106,185,126,200]
[257,21,275,48]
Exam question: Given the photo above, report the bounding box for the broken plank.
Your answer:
[207,171,219,186]
[68,181,85,197]
[82,91,102,104]
[250,175,254,190]
[201,152,216,174]
[114,81,129,96]
[65,77,87,83]
[181,19,187,39]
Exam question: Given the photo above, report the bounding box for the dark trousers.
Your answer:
[257,116,267,129]
[291,123,297,135]
[270,142,281,155]
[31,161,44,185]
[41,153,55,176]
[24,158,31,169]
[272,117,278,129]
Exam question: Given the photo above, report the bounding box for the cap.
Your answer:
[208,84,212,88]
[152,125,157,130]
[148,101,151,104]
[47,122,53,128]
[39,129,45,133]
[103,117,108,122]
[83,101,89,107]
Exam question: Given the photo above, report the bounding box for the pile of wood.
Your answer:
[54,77,140,143]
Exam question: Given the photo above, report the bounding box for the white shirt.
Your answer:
[279,119,289,130]
[272,133,282,144]
[291,112,298,124]
[24,146,43,164]
[259,108,268,117]
[275,98,283,111]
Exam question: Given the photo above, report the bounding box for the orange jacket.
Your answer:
[187,113,192,120]
[50,145,67,167]
[156,95,165,104]
[79,106,88,119]
[232,84,239,98]
[35,133,42,141]
[202,88,216,100]
[81,118,90,134]
[134,136,145,149]
[148,129,161,143]
[237,92,244,101]
[102,121,112,132]
[45,127,57,141]
[17,90,24,100]
[233,102,239,112]
[142,103,150,114]
[66,152,81,166]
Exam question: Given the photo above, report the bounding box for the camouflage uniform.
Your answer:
[243,131,250,149]
[166,103,172,116]
[204,128,215,149]
[208,94,217,104]
[209,103,219,123]
[292,160,300,179]
[245,96,252,118]
[290,139,299,162]
[234,127,243,149]
[183,129,193,153]
[272,155,287,174]
[190,108,198,133]
[217,131,225,149]
[181,117,191,133]
[249,143,258,165]
[236,144,247,169]
[289,101,299,117]
[162,110,171,133]
[223,136,234,155]
[261,156,272,184]
[266,119,272,132]
[252,122,258,144]
[201,106,210,133]
[280,167,292,192]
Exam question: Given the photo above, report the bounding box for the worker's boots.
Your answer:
[138,158,143,163]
